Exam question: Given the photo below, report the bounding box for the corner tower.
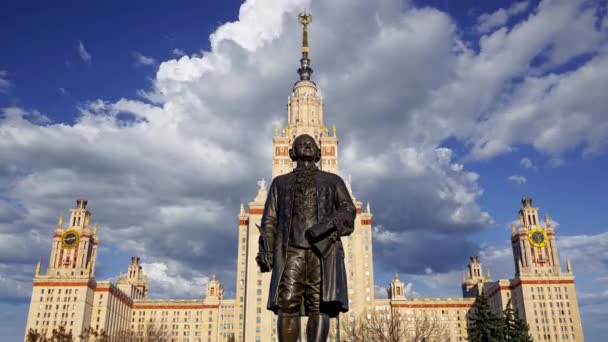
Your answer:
[462,256,491,297]
[47,199,98,278]
[484,198,584,342]
[25,199,100,339]
[511,197,561,276]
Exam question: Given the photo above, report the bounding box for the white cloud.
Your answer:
[409,269,463,295]
[558,232,608,275]
[0,264,34,300]
[77,40,92,64]
[0,70,11,94]
[0,0,606,309]
[133,52,157,66]
[477,1,529,34]
[141,262,210,299]
[172,48,186,57]
[508,174,527,184]
[208,0,310,52]
[520,157,533,168]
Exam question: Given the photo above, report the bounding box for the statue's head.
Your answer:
[289,134,321,163]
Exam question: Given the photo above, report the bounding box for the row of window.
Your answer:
[40,288,78,295]
[39,296,78,302]
[35,320,74,327]
[37,304,77,310]
[538,333,576,340]
[37,311,75,319]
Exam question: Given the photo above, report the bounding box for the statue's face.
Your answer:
[293,135,318,161]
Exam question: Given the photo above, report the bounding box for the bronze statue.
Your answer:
[257,134,356,341]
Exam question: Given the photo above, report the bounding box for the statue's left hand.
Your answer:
[306,219,336,242]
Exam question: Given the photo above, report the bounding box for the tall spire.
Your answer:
[297,12,313,81]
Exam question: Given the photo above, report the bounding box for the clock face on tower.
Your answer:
[528,228,548,248]
[61,230,80,249]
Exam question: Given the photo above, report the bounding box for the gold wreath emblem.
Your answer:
[61,229,81,249]
[528,228,548,248]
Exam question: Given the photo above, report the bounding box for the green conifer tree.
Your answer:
[468,292,504,342]
[503,298,533,342]
[503,299,518,340]
[512,311,533,342]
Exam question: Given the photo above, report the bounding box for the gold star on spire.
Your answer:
[297,12,313,81]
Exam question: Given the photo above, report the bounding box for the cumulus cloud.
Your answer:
[133,52,157,66]
[508,174,527,184]
[141,262,210,299]
[0,70,11,94]
[477,1,529,33]
[77,40,92,64]
[465,1,608,159]
[0,0,607,312]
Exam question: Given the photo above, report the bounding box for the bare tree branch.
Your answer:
[341,309,450,342]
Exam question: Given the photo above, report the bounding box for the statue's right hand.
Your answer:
[256,252,272,273]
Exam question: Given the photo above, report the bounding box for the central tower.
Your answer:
[272,13,339,178]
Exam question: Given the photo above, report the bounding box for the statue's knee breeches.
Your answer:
[278,246,322,315]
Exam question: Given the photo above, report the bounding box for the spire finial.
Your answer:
[567,258,572,273]
[297,12,313,81]
[545,214,551,228]
[57,215,64,228]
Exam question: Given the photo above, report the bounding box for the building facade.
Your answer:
[24,16,583,342]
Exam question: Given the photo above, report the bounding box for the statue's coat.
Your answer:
[259,170,356,317]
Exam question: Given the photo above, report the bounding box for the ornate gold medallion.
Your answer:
[61,229,80,249]
[528,228,548,248]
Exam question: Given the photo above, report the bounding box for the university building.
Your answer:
[24,16,583,342]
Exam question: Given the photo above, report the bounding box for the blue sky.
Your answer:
[1,0,608,340]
